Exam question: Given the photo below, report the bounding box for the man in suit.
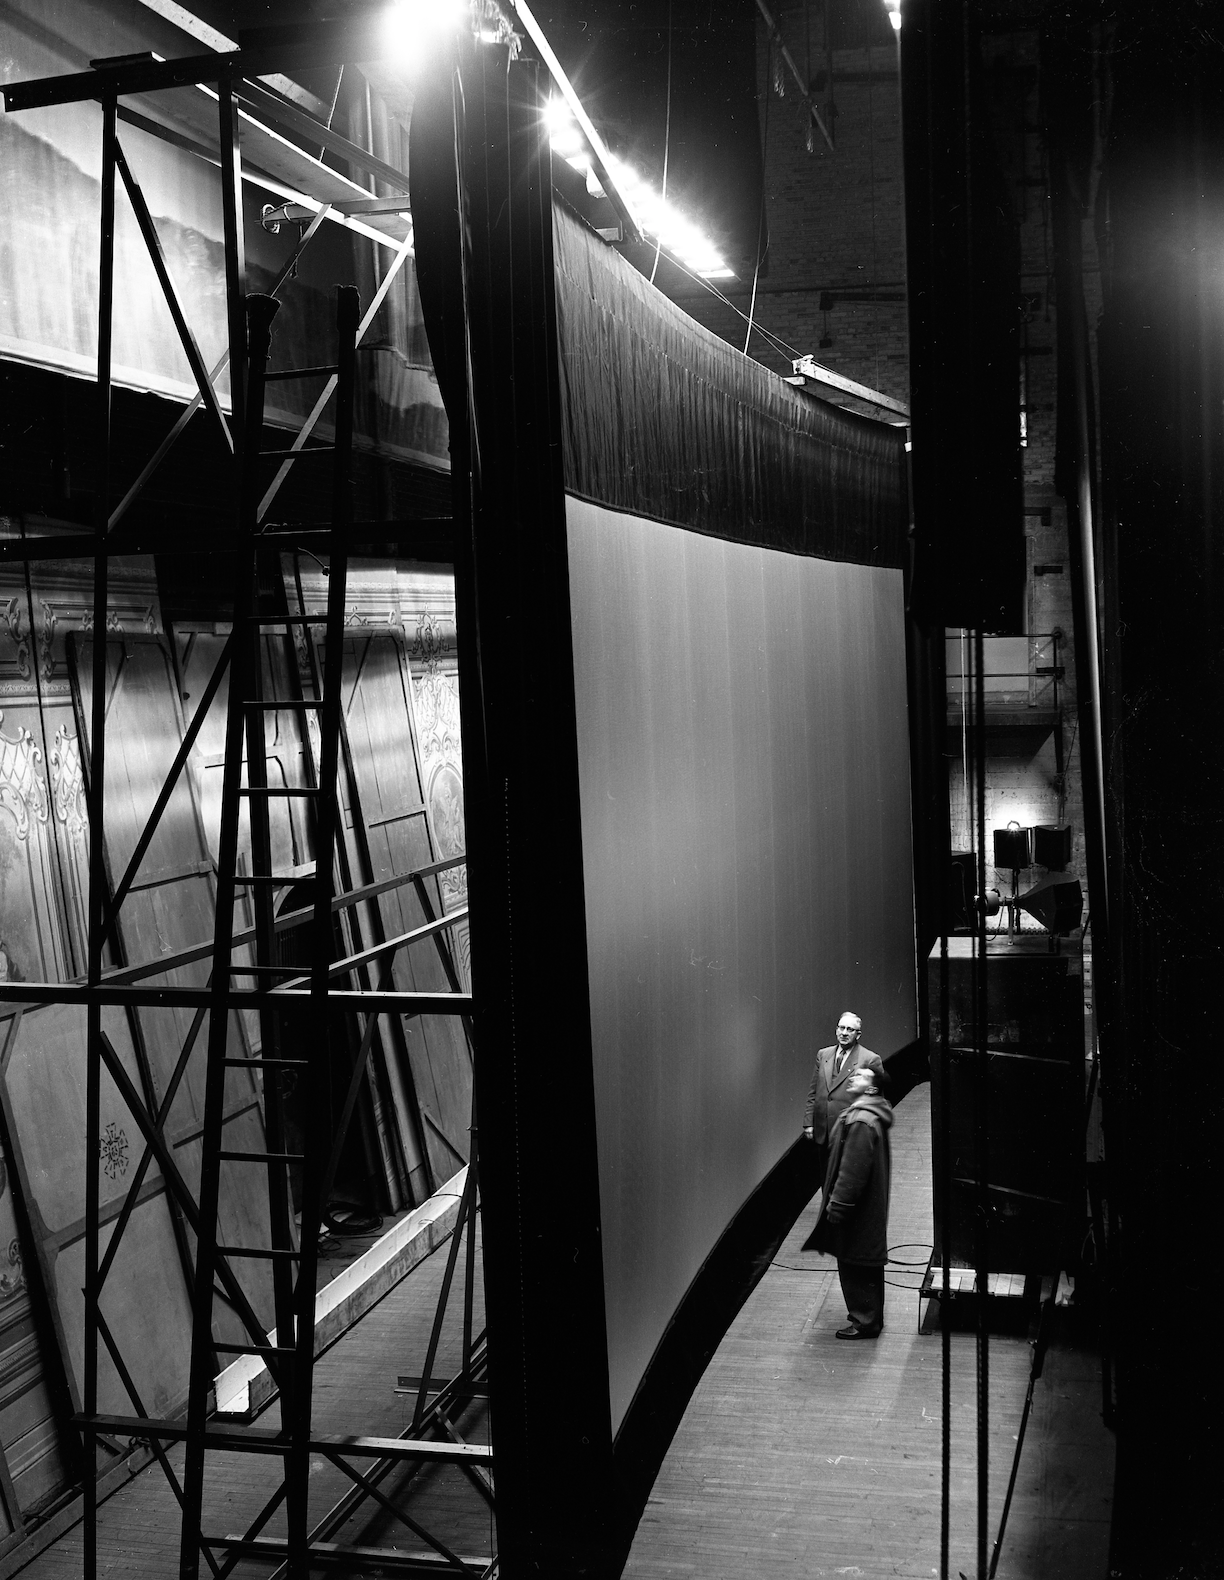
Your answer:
[802,1011,886,1186]
[804,1062,894,1338]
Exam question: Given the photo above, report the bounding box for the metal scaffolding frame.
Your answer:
[1,23,491,1580]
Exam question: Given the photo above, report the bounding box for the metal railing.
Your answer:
[945,630,1065,711]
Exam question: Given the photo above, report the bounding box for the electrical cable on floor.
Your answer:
[772,1243,933,1273]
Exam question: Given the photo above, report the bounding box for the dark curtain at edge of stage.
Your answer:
[1093,14,1224,1578]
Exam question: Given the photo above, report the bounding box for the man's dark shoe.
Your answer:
[835,1323,880,1339]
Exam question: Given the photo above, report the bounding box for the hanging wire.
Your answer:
[313,65,345,164]
[825,0,837,149]
[744,39,772,356]
[974,628,990,1580]
[649,1,674,287]
[865,24,881,391]
[961,628,971,848]
[939,629,955,1580]
[804,0,814,152]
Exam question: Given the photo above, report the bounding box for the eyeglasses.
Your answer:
[837,1024,858,1032]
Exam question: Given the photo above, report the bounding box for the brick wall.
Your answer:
[668,12,908,404]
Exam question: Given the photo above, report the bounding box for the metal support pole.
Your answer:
[218,76,248,442]
[939,922,951,1580]
[83,89,118,1580]
[284,284,360,1573]
[179,86,259,1579]
[973,630,989,1580]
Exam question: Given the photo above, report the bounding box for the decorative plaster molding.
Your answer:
[2,597,31,681]
[0,711,50,840]
[50,724,88,841]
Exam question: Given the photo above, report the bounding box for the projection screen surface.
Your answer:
[566,496,917,1433]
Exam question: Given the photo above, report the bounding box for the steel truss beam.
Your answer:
[1,24,488,1580]
[0,519,456,562]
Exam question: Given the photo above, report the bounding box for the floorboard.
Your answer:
[623,1082,1114,1580]
[17,1220,491,1578]
[15,1083,1112,1578]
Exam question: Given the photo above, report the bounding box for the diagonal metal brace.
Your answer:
[113,139,233,452]
[101,634,232,944]
[93,1030,285,1389]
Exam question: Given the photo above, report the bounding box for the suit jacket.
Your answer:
[802,1043,885,1144]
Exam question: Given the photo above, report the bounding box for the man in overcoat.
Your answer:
[802,1011,886,1186]
[803,1063,894,1338]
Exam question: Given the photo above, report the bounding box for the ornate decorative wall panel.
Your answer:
[70,635,275,1349]
[0,1004,196,1420]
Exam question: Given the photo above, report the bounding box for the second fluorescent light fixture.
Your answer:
[545,99,734,280]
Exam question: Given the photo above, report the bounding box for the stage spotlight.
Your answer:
[992,824,1032,871]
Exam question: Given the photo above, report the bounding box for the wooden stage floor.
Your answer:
[623,1082,1115,1580]
[19,1215,494,1578]
[18,1083,1111,1578]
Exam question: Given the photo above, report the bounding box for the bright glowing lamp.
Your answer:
[544,99,584,158]
[882,0,901,31]
[543,102,733,278]
[382,0,465,64]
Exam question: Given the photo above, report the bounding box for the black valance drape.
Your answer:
[552,201,908,566]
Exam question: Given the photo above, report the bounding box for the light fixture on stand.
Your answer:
[992,821,1032,942]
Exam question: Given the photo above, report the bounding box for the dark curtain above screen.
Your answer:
[552,203,909,564]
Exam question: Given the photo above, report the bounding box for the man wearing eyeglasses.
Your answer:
[801,1011,886,1186]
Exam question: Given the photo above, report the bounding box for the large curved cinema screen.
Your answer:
[566,497,916,1431]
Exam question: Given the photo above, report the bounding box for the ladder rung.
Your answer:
[217,1151,305,1165]
[239,786,319,798]
[395,1375,490,1399]
[78,1416,494,1464]
[229,966,307,977]
[213,1342,297,1358]
[248,614,329,626]
[208,1535,493,1570]
[392,1386,491,1401]
[217,1245,301,1261]
[243,699,323,709]
[263,364,339,381]
[259,445,336,458]
[233,873,317,886]
[223,1057,308,1068]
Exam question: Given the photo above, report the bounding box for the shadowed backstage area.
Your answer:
[0,3,1220,1580]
